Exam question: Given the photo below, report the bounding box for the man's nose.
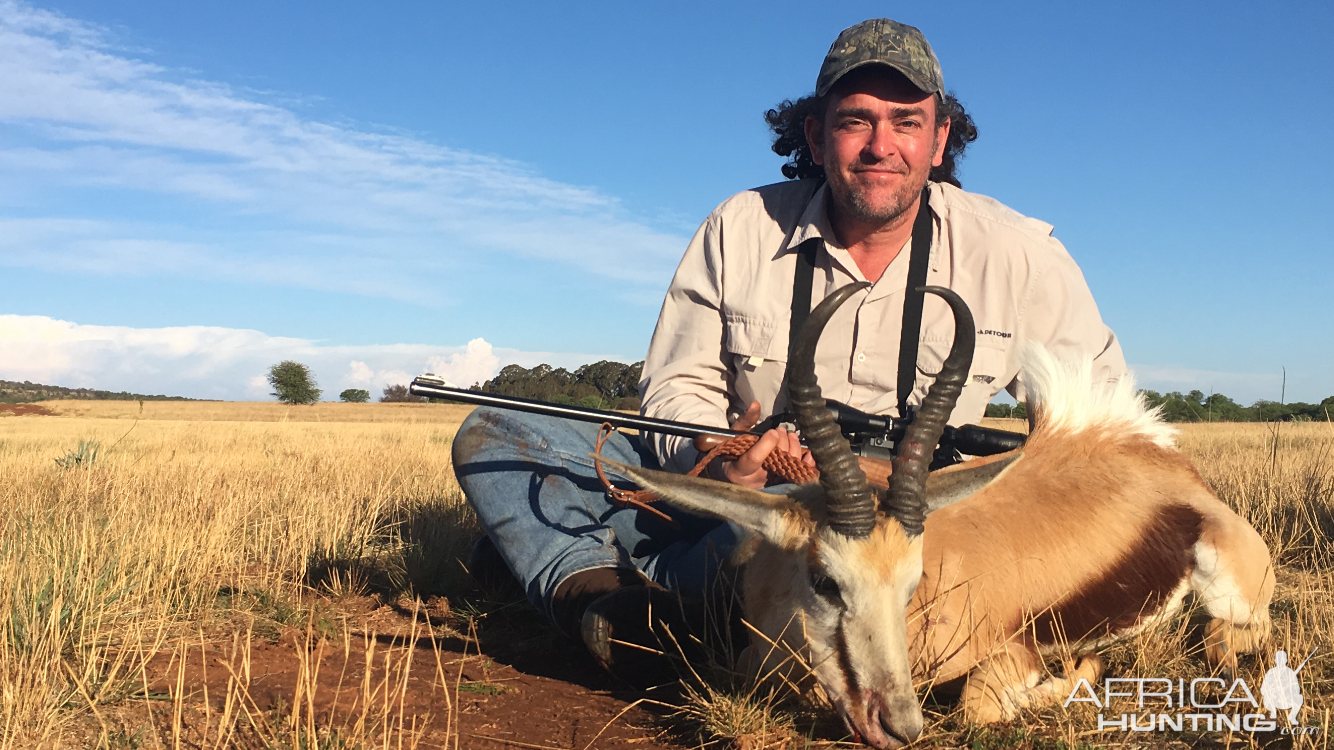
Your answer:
[863,124,896,162]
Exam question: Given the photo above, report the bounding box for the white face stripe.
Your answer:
[800,523,925,741]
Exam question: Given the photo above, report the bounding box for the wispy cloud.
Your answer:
[0,314,621,400]
[0,1,684,304]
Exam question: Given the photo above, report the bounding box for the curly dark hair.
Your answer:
[763,91,978,187]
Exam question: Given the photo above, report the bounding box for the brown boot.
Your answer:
[553,568,706,689]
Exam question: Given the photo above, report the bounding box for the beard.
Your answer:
[825,165,928,226]
[822,132,939,227]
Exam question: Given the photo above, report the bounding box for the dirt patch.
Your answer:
[125,597,690,750]
[0,403,54,416]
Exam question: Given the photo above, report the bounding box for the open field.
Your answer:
[0,401,1330,748]
[26,400,479,424]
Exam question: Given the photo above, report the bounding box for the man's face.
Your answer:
[805,68,950,228]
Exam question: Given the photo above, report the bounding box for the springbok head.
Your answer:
[607,283,974,749]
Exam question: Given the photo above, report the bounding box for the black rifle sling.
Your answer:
[785,179,825,363]
[896,188,934,419]
[787,237,819,363]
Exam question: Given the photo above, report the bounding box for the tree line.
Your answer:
[986,389,1333,423]
[267,359,1331,423]
[0,379,198,404]
[265,359,644,410]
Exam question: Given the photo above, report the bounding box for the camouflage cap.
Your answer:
[815,19,944,98]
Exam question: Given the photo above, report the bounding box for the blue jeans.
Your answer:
[452,408,739,626]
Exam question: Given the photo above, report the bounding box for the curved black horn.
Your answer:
[884,286,975,537]
[790,282,876,538]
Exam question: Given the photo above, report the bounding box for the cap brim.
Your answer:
[816,59,938,98]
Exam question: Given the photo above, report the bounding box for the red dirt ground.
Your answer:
[0,403,54,416]
[131,597,694,750]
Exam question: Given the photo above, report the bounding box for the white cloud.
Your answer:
[426,338,500,389]
[346,361,375,386]
[0,314,622,400]
[245,374,269,398]
[0,1,684,304]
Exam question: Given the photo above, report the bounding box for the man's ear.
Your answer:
[932,116,950,168]
[597,458,812,549]
[803,114,826,166]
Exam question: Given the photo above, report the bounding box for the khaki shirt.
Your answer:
[639,179,1128,472]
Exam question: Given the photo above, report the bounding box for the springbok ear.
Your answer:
[924,452,1023,513]
[597,458,812,548]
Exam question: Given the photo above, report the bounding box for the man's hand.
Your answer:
[712,401,815,489]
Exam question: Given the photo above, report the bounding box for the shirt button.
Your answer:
[856,352,867,363]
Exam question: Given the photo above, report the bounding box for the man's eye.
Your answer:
[810,572,843,602]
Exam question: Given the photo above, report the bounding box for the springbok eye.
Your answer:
[809,571,843,603]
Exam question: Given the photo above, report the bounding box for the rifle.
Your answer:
[409,375,1026,487]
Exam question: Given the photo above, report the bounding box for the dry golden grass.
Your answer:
[0,402,477,748]
[0,403,1330,748]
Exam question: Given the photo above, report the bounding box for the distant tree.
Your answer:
[380,384,425,403]
[1199,393,1247,422]
[613,396,642,411]
[578,394,607,410]
[984,401,1028,420]
[574,360,643,400]
[481,360,644,407]
[339,388,371,403]
[268,361,321,404]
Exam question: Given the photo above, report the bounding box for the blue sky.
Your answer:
[0,0,1330,403]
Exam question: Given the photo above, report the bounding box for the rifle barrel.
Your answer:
[409,377,1026,456]
[408,378,744,441]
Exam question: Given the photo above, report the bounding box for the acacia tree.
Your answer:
[339,388,370,403]
[380,384,424,403]
[267,361,321,404]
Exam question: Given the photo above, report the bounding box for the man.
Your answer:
[453,18,1126,684]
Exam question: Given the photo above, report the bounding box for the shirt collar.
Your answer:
[785,181,836,252]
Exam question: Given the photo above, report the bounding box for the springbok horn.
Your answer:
[790,282,876,538]
[884,286,975,537]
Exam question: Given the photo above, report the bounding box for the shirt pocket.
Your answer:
[723,315,788,416]
[913,339,1012,423]
[968,343,1013,391]
[723,314,783,362]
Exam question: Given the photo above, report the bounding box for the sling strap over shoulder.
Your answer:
[788,186,934,420]
[896,187,935,419]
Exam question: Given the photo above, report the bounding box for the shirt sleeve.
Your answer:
[1008,238,1129,403]
[638,212,734,472]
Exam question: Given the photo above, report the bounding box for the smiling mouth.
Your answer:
[850,170,907,181]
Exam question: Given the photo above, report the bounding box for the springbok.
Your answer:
[605,283,1274,749]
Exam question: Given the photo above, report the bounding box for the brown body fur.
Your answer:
[606,403,1276,735]
[740,424,1276,722]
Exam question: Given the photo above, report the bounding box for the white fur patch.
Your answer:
[1191,540,1256,624]
[1019,343,1176,449]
